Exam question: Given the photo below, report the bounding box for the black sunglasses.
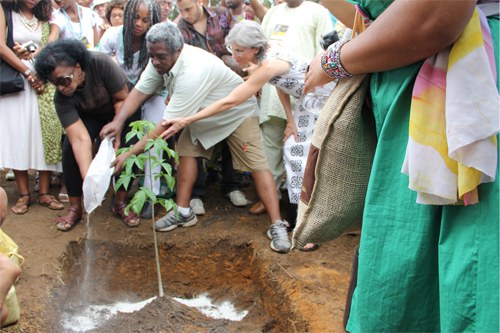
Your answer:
[50,68,75,88]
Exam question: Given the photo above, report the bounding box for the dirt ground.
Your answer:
[0,170,359,332]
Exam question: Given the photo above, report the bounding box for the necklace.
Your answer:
[20,12,39,32]
[61,5,83,39]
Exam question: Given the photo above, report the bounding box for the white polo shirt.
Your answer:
[135,44,259,149]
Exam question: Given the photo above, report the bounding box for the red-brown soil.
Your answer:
[0,170,359,332]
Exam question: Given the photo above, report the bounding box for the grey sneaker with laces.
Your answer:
[155,209,198,232]
[267,220,292,253]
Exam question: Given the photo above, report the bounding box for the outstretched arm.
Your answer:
[111,120,167,175]
[160,59,291,139]
[66,119,94,180]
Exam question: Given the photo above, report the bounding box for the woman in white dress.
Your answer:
[0,0,64,215]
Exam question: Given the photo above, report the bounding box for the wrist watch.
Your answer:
[23,69,32,78]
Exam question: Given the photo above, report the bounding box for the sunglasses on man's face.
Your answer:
[50,68,75,88]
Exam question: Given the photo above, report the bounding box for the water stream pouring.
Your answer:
[82,136,165,297]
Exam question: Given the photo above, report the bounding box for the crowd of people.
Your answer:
[0,0,498,331]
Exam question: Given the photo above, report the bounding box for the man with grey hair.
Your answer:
[101,22,292,253]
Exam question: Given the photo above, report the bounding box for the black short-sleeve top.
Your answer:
[54,52,128,129]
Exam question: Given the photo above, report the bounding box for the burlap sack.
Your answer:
[292,74,376,248]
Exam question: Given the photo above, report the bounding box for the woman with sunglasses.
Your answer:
[161,20,332,251]
[0,0,65,215]
[34,39,141,231]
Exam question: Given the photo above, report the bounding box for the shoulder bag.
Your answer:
[292,10,377,248]
[0,5,25,96]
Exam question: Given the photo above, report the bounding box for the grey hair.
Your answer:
[225,20,268,60]
[146,22,184,53]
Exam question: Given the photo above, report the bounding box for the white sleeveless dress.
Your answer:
[0,12,61,172]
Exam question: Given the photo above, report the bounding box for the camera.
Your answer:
[320,30,340,50]
[21,40,37,53]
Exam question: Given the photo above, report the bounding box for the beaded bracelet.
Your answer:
[321,40,352,80]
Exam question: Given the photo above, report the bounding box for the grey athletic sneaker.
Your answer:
[267,220,292,253]
[155,209,198,232]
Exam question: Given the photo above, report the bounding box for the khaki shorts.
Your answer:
[177,117,269,172]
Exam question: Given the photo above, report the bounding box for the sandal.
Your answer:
[112,201,140,227]
[11,194,30,215]
[56,206,82,231]
[38,193,64,210]
[58,192,69,203]
[249,201,266,215]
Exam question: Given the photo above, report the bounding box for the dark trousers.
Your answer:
[191,140,240,199]
[63,113,140,197]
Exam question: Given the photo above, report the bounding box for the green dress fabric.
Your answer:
[36,22,63,165]
[346,1,499,332]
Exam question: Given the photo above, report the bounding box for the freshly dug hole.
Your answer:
[51,239,282,332]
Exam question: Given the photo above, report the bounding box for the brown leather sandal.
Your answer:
[11,194,30,215]
[56,206,82,231]
[39,193,64,210]
[249,201,266,215]
[112,201,140,227]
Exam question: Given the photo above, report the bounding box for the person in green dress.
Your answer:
[306,0,499,331]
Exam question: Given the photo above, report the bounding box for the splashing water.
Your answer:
[61,297,157,332]
[173,293,249,321]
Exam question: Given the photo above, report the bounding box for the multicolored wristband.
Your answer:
[321,40,352,80]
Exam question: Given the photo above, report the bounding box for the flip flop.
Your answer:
[39,193,64,210]
[11,194,30,215]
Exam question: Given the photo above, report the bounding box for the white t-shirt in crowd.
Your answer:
[96,26,141,84]
[51,5,97,48]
